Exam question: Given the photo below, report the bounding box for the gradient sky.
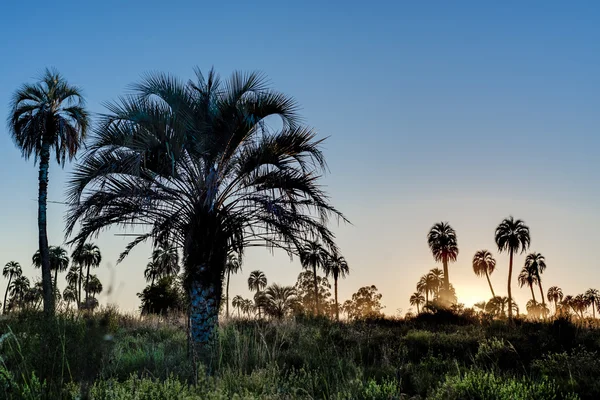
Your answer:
[0,1,598,315]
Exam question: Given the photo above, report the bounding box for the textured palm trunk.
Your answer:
[485,270,495,298]
[38,142,54,315]
[189,270,221,370]
[85,264,91,302]
[312,264,319,315]
[507,250,514,320]
[537,280,545,307]
[530,285,537,303]
[442,257,450,292]
[78,266,83,307]
[416,303,420,314]
[225,269,231,319]
[54,269,58,290]
[3,275,12,314]
[334,276,339,321]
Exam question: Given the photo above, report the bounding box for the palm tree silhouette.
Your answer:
[34,246,69,289]
[263,284,297,319]
[248,270,267,318]
[151,245,180,277]
[71,243,101,304]
[427,222,458,304]
[144,261,160,287]
[518,264,539,304]
[2,262,22,314]
[472,250,496,297]
[585,289,600,318]
[232,295,244,318]
[300,241,329,315]
[428,268,444,298]
[495,216,530,320]
[62,285,78,309]
[525,253,547,308]
[547,286,563,315]
[323,254,349,320]
[9,275,30,309]
[486,296,518,318]
[65,265,80,301]
[410,292,425,314]
[8,69,89,315]
[225,253,242,319]
[416,275,430,305]
[65,68,344,356]
[84,275,103,298]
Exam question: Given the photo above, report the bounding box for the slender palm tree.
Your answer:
[495,216,530,320]
[547,286,563,315]
[232,295,244,317]
[8,69,89,315]
[62,285,78,309]
[561,295,575,317]
[427,222,458,303]
[151,245,180,277]
[144,261,161,287]
[84,274,103,298]
[300,241,329,315]
[34,246,69,288]
[65,266,80,303]
[9,275,30,309]
[323,254,349,320]
[65,68,344,357]
[2,262,22,314]
[472,250,497,297]
[263,284,297,319]
[428,268,444,298]
[248,270,267,318]
[524,253,547,308]
[574,294,588,319]
[224,253,242,319]
[410,292,425,314]
[585,289,600,319]
[417,275,429,305]
[518,264,539,303]
[71,243,101,303]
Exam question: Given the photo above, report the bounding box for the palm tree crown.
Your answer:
[518,264,539,303]
[248,270,267,293]
[300,241,329,315]
[524,252,547,307]
[3,262,22,314]
[409,292,425,314]
[427,222,458,299]
[472,250,497,298]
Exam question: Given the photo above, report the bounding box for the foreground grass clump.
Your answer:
[0,310,597,399]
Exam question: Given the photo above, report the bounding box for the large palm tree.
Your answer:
[224,253,242,319]
[547,286,563,315]
[495,216,530,320]
[71,243,101,303]
[2,262,22,314]
[585,289,600,319]
[427,222,458,303]
[8,69,89,315]
[263,284,297,319]
[248,270,267,318]
[65,68,343,358]
[524,253,547,308]
[300,241,329,315]
[410,292,425,314]
[472,250,497,297]
[323,254,349,320]
[518,264,539,304]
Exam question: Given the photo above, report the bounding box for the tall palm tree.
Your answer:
[547,286,563,315]
[263,284,297,319]
[518,264,539,304]
[144,261,161,287]
[410,292,425,314]
[585,289,600,319]
[224,253,242,319]
[524,253,547,308]
[472,250,497,297]
[71,243,101,303]
[495,216,530,320]
[427,222,458,303]
[232,295,244,318]
[300,241,329,315]
[9,275,30,308]
[8,69,89,315]
[2,262,22,314]
[323,254,349,320]
[65,68,344,357]
[248,270,267,318]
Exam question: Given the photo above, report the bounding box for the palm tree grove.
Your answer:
[0,3,598,399]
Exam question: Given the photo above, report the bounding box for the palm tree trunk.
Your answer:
[485,270,495,298]
[78,266,83,306]
[85,264,91,302]
[416,303,420,314]
[443,256,450,292]
[537,279,545,306]
[151,275,155,287]
[507,250,514,320]
[593,303,596,319]
[334,277,339,321]
[226,269,231,319]
[38,143,54,315]
[54,269,58,290]
[3,275,12,314]
[312,264,319,315]
[530,285,537,303]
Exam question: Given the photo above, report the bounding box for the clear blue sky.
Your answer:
[0,1,598,314]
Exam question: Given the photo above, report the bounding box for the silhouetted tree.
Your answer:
[224,253,242,319]
[2,261,21,314]
[525,252,547,308]
[300,241,329,315]
[427,222,458,303]
[323,254,349,320]
[472,250,496,297]
[410,292,425,314]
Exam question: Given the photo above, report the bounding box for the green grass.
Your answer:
[0,310,597,399]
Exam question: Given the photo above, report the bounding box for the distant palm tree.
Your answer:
[518,264,539,303]
[410,292,425,314]
[232,295,244,317]
[495,216,530,320]
[241,299,255,317]
[526,299,541,319]
[524,253,547,308]
[151,245,180,278]
[62,285,78,309]
[224,253,242,319]
[248,271,267,318]
[427,223,458,300]
[144,261,161,287]
[9,275,30,308]
[300,241,329,315]
[428,268,444,297]
[2,261,22,314]
[8,69,89,315]
[474,301,487,313]
[573,294,588,319]
[263,284,297,319]
[65,266,80,303]
[34,246,69,289]
[323,254,349,320]
[472,250,497,297]
[547,286,563,315]
[486,296,519,318]
[71,243,101,303]
[561,295,575,317]
[417,275,431,305]
[585,289,600,318]
[84,274,103,298]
